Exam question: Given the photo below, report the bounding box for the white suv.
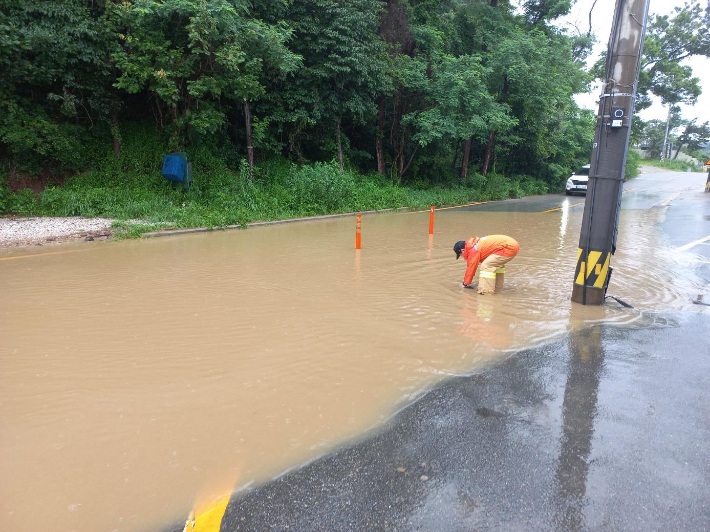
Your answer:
[565,165,590,195]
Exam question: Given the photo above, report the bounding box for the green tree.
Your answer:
[108,0,298,153]
[271,0,388,171]
[639,0,709,109]
[637,114,683,159]
[0,0,113,169]
[674,119,710,159]
[522,0,573,26]
[0,0,596,196]
[404,54,515,179]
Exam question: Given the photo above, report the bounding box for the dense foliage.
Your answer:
[0,0,639,223]
[636,0,710,111]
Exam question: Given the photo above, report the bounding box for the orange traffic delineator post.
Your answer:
[429,205,435,235]
[355,213,362,249]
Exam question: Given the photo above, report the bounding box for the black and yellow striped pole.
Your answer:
[572,0,650,306]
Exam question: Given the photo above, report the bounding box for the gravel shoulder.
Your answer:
[0,217,116,248]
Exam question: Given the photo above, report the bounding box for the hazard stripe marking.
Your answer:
[574,247,611,289]
[585,251,602,279]
[593,254,611,289]
[575,265,585,286]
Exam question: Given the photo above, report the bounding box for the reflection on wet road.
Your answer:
[0,170,707,532]
[554,326,604,530]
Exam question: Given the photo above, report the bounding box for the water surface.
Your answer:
[0,206,701,532]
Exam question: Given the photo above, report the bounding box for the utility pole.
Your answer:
[572,0,650,306]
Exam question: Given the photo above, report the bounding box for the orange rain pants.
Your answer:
[462,235,520,294]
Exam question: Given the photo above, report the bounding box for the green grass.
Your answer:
[2,163,548,237]
[1,126,551,237]
[640,158,700,172]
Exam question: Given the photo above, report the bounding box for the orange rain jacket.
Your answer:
[462,235,520,286]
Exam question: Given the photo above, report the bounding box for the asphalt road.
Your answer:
[169,169,710,532]
[461,167,706,214]
[218,313,710,532]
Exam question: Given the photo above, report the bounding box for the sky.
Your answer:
[558,0,709,123]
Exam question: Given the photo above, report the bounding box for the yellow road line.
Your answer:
[436,201,489,212]
[659,191,681,206]
[0,249,88,262]
[540,188,636,214]
[406,201,488,214]
[183,491,232,532]
[677,234,710,252]
[540,201,584,214]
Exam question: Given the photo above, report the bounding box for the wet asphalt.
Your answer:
[173,171,710,531]
[218,313,709,531]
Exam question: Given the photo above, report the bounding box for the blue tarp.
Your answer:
[162,153,187,183]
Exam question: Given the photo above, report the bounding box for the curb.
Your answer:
[140,207,411,238]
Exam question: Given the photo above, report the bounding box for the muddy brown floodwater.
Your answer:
[0,207,701,532]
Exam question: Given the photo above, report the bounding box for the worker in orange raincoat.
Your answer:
[454,235,520,295]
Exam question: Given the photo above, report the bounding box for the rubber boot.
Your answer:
[495,268,505,291]
[478,271,496,295]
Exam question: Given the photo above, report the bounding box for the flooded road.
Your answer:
[0,170,707,532]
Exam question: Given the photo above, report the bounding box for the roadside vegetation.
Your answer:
[639,158,699,172]
[1,1,707,234]
[0,123,549,231]
[624,149,642,180]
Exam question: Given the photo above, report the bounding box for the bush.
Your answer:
[624,149,641,180]
[5,189,41,216]
[0,174,8,213]
[284,162,357,214]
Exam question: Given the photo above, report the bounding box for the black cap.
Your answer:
[454,240,466,260]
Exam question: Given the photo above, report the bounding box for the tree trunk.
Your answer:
[672,143,683,159]
[376,96,385,175]
[336,115,344,172]
[482,130,496,177]
[244,100,254,170]
[452,140,461,170]
[398,144,419,182]
[460,137,472,179]
[397,144,404,183]
[111,105,121,158]
[661,105,671,162]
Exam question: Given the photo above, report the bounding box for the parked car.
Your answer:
[565,165,590,195]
